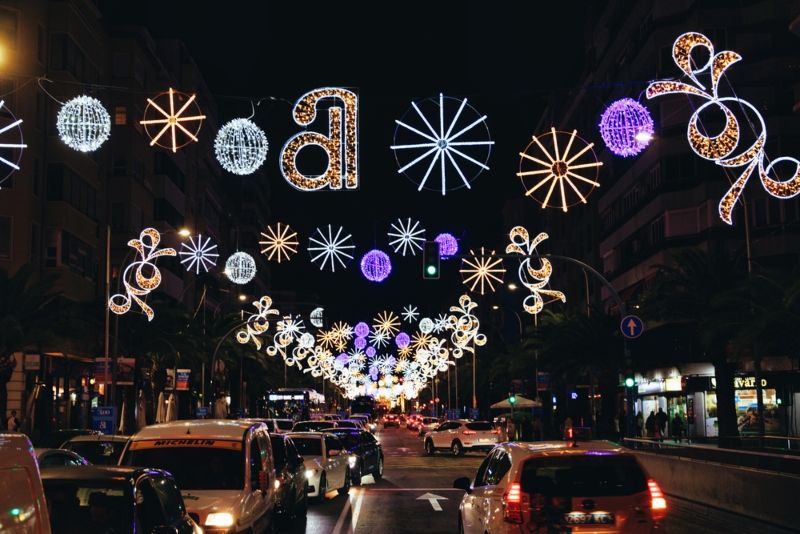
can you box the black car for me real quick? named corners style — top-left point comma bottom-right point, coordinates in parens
top-left (270, 434), bottom-right (308, 524)
top-left (326, 429), bottom-right (384, 485)
top-left (292, 420), bottom-right (338, 432)
top-left (41, 466), bottom-right (200, 534)
top-left (35, 429), bottom-right (101, 449)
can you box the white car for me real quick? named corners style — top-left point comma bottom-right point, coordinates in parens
top-left (424, 420), bottom-right (499, 456)
top-left (453, 441), bottom-right (668, 534)
top-left (120, 420), bottom-right (276, 533)
top-left (350, 414), bottom-right (377, 433)
top-left (287, 432), bottom-right (350, 503)
top-left (417, 416), bottom-right (441, 436)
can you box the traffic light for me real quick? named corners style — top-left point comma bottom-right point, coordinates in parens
top-left (624, 374), bottom-right (635, 388)
top-left (422, 241), bottom-right (440, 279)
top-left (508, 393), bottom-right (517, 406)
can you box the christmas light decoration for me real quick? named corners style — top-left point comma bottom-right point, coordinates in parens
top-left (433, 314), bottom-right (449, 334)
top-left (395, 332), bottom-right (411, 349)
top-left (224, 252), bottom-right (257, 285)
top-left (598, 98), bottom-right (654, 157)
top-left (401, 305), bottom-right (420, 323)
top-left (647, 31), bottom-right (800, 225)
top-left (354, 337), bottom-right (367, 350)
top-left (418, 318), bottom-right (434, 334)
top-left (275, 315), bottom-right (306, 345)
top-left (140, 88), bottom-right (206, 153)
top-left (280, 88), bottom-right (358, 191)
top-left (460, 247), bottom-right (506, 294)
top-left (368, 330), bottom-right (390, 348)
top-left (316, 328), bottom-right (339, 350)
top-left (0, 100), bottom-right (26, 188)
top-left (56, 95), bottom-right (111, 152)
top-left (373, 311), bottom-right (401, 336)
top-left (365, 346), bottom-right (377, 358)
top-left (506, 226), bottom-right (566, 315)
top-left (391, 93), bottom-right (493, 195)
top-left (236, 296), bottom-right (279, 350)
top-left (310, 307), bottom-right (325, 328)
top-left (517, 128), bottom-right (602, 212)
top-left (259, 222), bottom-right (299, 263)
top-left (411, 331), bottom-right (434, 350)
top-left (447, 294), bottom-right (487, 358)
top-left (434, 233), bottom-right (458, 259)
top-left (360, 249), bottom-right (392, 282)
top-left (178, 234), bottom-right (219, 274)
top-left (214, 118), bottom-right (268, 175)
top-left (308, 225), bottom-right (355, 272)
top-left (354, 321), bottom-right (370, 338)
top-left (331, 321), bottom-right (354, 343)
top-left (387, 218), bottom-right (426, 256)
top-left (108, 228), bottom-right (177, 321)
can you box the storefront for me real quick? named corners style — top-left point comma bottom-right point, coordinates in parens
top-left (635, 369), bottom-right (685, 437)
top-left (734, 375), bottom-right (782, 435)
top-left (685, 376), bottom-right (717, 438)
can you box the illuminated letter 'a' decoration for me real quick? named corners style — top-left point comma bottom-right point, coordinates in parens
top-left (109, 228), bottom-right (177, 321)
top-left (506, 226), bottom-right (565, 315)
top-left (236, 296), bottom-right (280, 350)
top-left (280, 88), bottom-right (358, 191)
top-left (647, 32), bottom-right (800, 224)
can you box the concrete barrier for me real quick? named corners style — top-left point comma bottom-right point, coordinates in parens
top-left (634, 450), bottom-right (800, 531)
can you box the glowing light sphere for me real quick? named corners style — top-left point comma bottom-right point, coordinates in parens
top-left (419, 318), bottom-right (434, 334)
top-left (215, 118), bottom-right (269, 175)
top-left (224, 252), bottom-right (257, 284)
top-left (360, 249), bottom-right (392, 282)
top-left (354, 322), bottom-right (370, 338)
top-left (56, 96), bottom-right (111, 152)
top-left (395, 332), bottom-right (411, 349)
top-left (599, 98), bottom-right (654, 157)
top-left (354, 337), bottom-right (367, 350)
top-left (365, 346), bottom-right (377, 358)
top-left (434, 233), bottom-right (458, 259)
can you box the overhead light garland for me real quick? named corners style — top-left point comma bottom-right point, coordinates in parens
top-left (259, 222), bottom-right (299, 263)
top-left (140, 88), bottom-right (206, 153)
top-left (108, 228), bottom-right (177, 321)
top-left (647, 31), bottom-right (800, 224)
top-left (460, 247), bottom-right (506, 294)
top-left (56, 95), bottom-right (111, 152)
top-left (178, 234), bottom-right (219, 274)
top-left (506, 226), bottom-right (566, 315)
top-left (0, 99), bottom-right (27, 188)
top-left (214, 118), bottom-right (269, 175)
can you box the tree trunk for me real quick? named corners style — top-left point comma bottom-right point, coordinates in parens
top-left (714, 357), bottom-right (738, 448)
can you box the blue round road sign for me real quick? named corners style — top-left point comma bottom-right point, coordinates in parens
top-left (620, 315), bottom-right (644, 339)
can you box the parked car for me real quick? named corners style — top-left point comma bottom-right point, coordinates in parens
top-left (350, 414), bottom-right (377, 433)
top-left (242, 417), bottom-right (294, 435)
top-left (417, 416), bottom-right (440, 436)
top-left (287, 431), bottom-right (350, 503)
top-left (334, 420), bottom-right (360, 429)
top-left (1, 433), bottom-right (51, 533)
top-left (42, 466), bottom-right (201, 533)
top-left (424, 420), bottom-right (499, 456)
top-left (120, 420), bottom-right (276, 533)
top-left (36, 448), bottom-right (90, 468)
top-left (270, 434), bottom-right (308, 523)
top-left (62, 434), bottom-right (129, 465)
top-left (310, 413), bottom-right (341, 421)
top-left (292, 420), bottom-right (339, 432)
top-left (326, 429), bottom-right (384, 485)
top-left (35, 429), bottom-right (101, 449)
top-left (453, 441), bottom-right (668, 533)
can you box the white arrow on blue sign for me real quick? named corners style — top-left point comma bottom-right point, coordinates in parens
top-left (620, 315), bottom-right (644, 339)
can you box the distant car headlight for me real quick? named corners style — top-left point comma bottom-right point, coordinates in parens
top-left (348, 455), bottom-right (357, 468)
top-left (305, 469), bottom-right (316, 479)
top-left (205, 512), bottom-right (235, 527)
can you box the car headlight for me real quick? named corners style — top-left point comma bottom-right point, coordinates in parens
top-left (205, 512), bottom-right (235, 527)
top-left (305, 469), bottom-right (316, 479)
top-left (348, 455), bottom-right (357, 468)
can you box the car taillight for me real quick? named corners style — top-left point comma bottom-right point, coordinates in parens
top-left (462, 430), bottom-right (477, 435)
top-left (648, 479), bottom-right (667, 520)
top-left (491, 429), bottom-right (501, 434)
top-left (503, 482), bottom-right (528, 524)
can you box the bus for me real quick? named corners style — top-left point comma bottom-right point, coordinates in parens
top-left (350, 395), bottom-right (377, 418)
top-left (265, 388), bottom-right (325, 421)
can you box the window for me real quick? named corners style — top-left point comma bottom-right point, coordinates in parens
top-left (520, 455), bottom-right (647, 497)
top-left (36, 93), bottom-right (45, 131)
top-left (0, 8), bottom-right (17, 49)
top-left (291, 437), bottom-right (322, 457)
top-left (114, 106), bottom-right (127, 125)
top-left (47, 163), bottom-right (98, 220)
top-left (270, 436), bottom-right (286, 469)
top-left (0, 216), bottom-right (10, 259)
top-left (484, 450), bottom-right (512, 486)
top-left (325, 435), bottom-right (342, 454)
top-left (149, 477), bottom-right (184, 523)
top-left (124, 447), bottom-right (244, 490)
top-left (473, 454), bottom-right (492, 488)
top-left (60, 230), bottom-right (96, 279)
top-left (49, 34), bottom-right (86, 79)
top-left (250, 438), bottom-right (264, 491)
top-left (45, 227), bottom-right (58, 267)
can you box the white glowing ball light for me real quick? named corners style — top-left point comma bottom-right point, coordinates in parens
top-left (214, 118), bottom-right (269, 175)
top-left (56, 96), bottom-right (111, 152)
top-left (225, 251), bottom-right (257, 284)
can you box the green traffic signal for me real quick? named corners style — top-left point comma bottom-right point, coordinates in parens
top-left (508, 394), bottom-right (517, 405)
top-left (624, 377), bottom-right (635, 388)
top-left (426, 265), bottom-right (437, 276)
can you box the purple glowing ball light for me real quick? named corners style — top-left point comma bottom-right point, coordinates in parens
top-left (354, 322), bottom-right (369, 338)
top-left (395, 332), bottom-right (411, 348)
top-left (599, 98), bottom-right (654, 157)
top-left (354, 337), bottom-right (367, 350)
top-left (336, 353), bottom-right (349, 366)
top-left (434, 233), bottom-right (458, 259)
top-left (365, 346), bottom-right (376, 358)
top-left (360, 249), bottom-right (392, 282)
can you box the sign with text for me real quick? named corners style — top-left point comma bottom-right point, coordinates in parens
top-left (176, 369), bottom-right (191, 391)
top-left (91, 406), bottom-right (117, 435)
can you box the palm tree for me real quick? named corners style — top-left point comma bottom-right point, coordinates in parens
top-left (0, 266), bottom-right (59, 426)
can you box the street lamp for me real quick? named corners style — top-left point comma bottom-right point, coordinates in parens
top-left (507, 283), bottom-right (518, 291)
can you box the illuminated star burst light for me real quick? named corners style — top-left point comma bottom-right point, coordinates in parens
top-left (460, 247), bottom-right (506, 295)
top-left (179, 234), bottom-right (219, 274)
top-left (388, 218), bottom-right (426, 256)
top-left (373, 311), bottom-right (401, 336)
top-left (260, 222), bottom-right (299, 263)
top-left (401, 305), bottom-right (420, 323)
top-left (0, 99), bottom-right (27, 188)
top-left (308, 225), bottom-right (355, 272)
top-left (140, 88), bottom-right (206, 153)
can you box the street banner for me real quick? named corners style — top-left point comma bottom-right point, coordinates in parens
top-left (176, 369), bottom-right (191, 391)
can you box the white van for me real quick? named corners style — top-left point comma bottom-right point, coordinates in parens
top-left (0, 433), bottom-right (51, 533)
top-left (119, 420), bottom-right (275, 533)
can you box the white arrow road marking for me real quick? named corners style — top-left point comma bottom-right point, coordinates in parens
top-left (417, 492), bottom-right (448, 511)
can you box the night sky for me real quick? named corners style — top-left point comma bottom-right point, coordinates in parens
top-left (98, 1), bottom-right (592, 322)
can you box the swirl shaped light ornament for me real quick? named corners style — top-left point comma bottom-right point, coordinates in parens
top-left (517, 128), bottom-right (602, 212)
top-left (108, 228), bottom-right (177, 321)
top-left (236, 296), bottom-right (280, 350)
top-left (140, 88), bottom-right (206, 153)
top-left (447, 294), bottom-right (487, 358)
top-left (56, 95), bottom-right (111, 152)
top-left (506, 226), bottom-right (566, 315)
top-left (647, 32), bottom-right (800, 225)
top-left (215, 118), bottom-right (268, 175)
top-left (0, 99), bottom-right (27, 188)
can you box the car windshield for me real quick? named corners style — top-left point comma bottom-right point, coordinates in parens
top-left (465, 422), bottom-right (493, 431)
top-left (270, 437), bottom-right (286, 468)
top-left (521, 454), bottom-right (647, 497)
top-left (264, 421), bottom-right (276, 432)
top-left (64, 441), bottom-right (127, 465)
top-left (276, 420), bottom-right (294, 430)
top-left (327, 430), bottom-right (360, 449)
top-left (124, 447), bottom-right (243, 490)
top-left (337, 421), bottom-right (358, 428)
top-left (44, 481), bottom-right (132, 534)
top-left (291, 437), bottom-right (323, 457)
top-left (293, 421), bottom-right (335, 432)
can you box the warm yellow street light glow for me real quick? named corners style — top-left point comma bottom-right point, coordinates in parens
top-left (178, 227), bottom-right (191, 237)
top-left (507, 283), bottom-right (518, 291)
top-left (238, 294), bottom-right (247, 302)
top-left (492, 305), bottom-right (499, 310)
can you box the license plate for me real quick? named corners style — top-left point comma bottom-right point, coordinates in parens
top-left (479, 438), bottom-right (491, 442)
top-left (563, 512), bottom-right (615, 525)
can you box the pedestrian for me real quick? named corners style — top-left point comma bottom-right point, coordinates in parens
top-left (656, 408), bottom-right (668, 441)
top-left (636, 412), bottom-right (644, 438)
top-left (671, 413), bottom-right (684, 442)
top-left (645, 411), bottom-right (656, 438)
top-left (506, 418), bottom-right (516, 441)
top-left (6, 409), bottom-right (20, 432)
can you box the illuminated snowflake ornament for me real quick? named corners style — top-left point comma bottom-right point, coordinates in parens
top-left (387, 218), bottom-right (426, 256)
top-left (0, 100), bottom-right (27, 188)
top-left (56, 96), bottom-right (111, 152)
top-left (460, 247), bottom-right (506, 294)
top-left (178, 234), bottom-right (219, 274)
top-left (391, 93), bottom-right (494, 195)
top-left (140, 88), bottom-right (206, 153)
top-left (401, 305), bottom-right (420, 323)
top-left (225, 252), bottom-right (257, 284)
top-left (373, 311), bottom-right (401, 336)
top-left (599, 98), bottom-right (654, 157)
top-left (433, 314), bottom-right (449, 334)
top-left (215, 118), bottom-right (268, 175)
top-left (517, 128), bottom-right (602, 212)
top-left (308, 225), bottom-right (355, 272)
top-left (368, 329), bottom-right (390, 348)
top-left (260, 222), bottom-right (299, 263)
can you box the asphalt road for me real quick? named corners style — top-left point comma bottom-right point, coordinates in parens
top-left (282, 425), bottom-right (797, 534)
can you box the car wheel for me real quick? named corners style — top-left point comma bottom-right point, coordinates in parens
top-left (313, 473), bottom-right (327, 503)
top-left (338, 469), bottom-right (351, 496)
top-left (351, 461), bottom-right (362, 486)
top-left (452, 440), bottom-right (464, 457)
top-left (373, 456), bottom-right (384, 480)
top-left (425, 439), bottom-right (435, 456)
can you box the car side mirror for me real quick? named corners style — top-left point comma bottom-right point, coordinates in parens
top-left (328, 449), bottom-right (340, 457)
top-left (453, 477), bottom-right (471, 493)
top-left (150, 527), bottom-right (178, 534)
